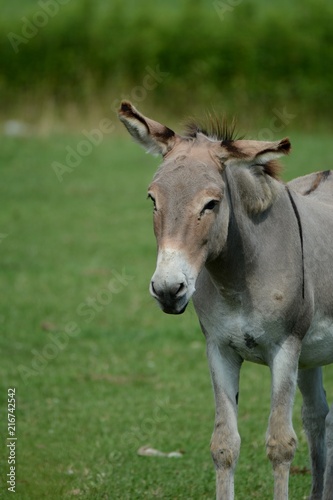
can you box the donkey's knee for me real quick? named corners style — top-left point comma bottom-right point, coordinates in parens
top-left (210, 424), bottom-right (241, 471)
top-left (266, 429), bottom-right (297, 467)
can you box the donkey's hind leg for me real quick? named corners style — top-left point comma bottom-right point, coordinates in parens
top-left (298, 367), bottom-right (329, 500)
top-left (323, 402), bottom-right (333, 500)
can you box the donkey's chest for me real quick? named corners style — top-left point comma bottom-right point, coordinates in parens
top-left (193, 291), bottom-right (285, 365)
top-left (194, 283), bottom-right (333, 368)
top-left (213, 309), bottom-right (272, 364)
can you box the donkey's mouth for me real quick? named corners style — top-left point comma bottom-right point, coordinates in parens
top-left (159, 301), bottom-right (189, 315)
top-left (153, 295), bottom-right (189, 315)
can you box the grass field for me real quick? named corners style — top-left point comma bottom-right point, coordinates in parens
top-left (1, 126), bottom-right (333, 499)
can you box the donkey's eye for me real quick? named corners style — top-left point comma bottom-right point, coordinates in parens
top-left (202, 200), bottom-right (218, 212)
top-left (147, 193), bottom-right (157, 210)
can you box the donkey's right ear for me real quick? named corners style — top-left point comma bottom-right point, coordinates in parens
top-left (118, 101), bottom-right (178, 156)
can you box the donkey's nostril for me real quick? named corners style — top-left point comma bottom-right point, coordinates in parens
top-left (150, 280), bottom-right (187, 299)
top-left (151, 281), bottom-right (158, 297)
top-left (175, 282), bottom-right (186, 296)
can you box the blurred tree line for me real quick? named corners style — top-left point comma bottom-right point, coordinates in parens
top-left (1, 0), bottom-right (333, 125)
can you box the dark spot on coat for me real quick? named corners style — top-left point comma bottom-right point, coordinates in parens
top-left (244, 333), bottom-right (258, 349)
top-left (236, 392), bottom-right (239, 405)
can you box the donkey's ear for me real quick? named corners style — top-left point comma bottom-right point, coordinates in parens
top-left (118, 101), bottom-right (177, 156)
top-left (224, 138), bottom-right (291, 165)
top-left (251, 137), bottom-right (291, 163)
top-left (223, 138), bottom-right (291, 182)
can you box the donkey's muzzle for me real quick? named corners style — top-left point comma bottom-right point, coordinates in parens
top-left (150, 248), bottom-right (197, 314)
top-left (150, 279), bottom-right (189, 314)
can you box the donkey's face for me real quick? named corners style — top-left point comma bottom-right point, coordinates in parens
top-left (147, 142), bottom-right (228, 314)
top-left (119, 101), bottom-right (290, 314)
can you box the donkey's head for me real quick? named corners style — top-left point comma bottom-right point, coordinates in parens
top-left (119, 101), bottom-right (290, 314)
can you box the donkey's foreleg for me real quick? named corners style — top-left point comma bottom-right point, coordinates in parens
top-left (206, 341), bottom-right (242, 500)
top-left (266, 336), bottom-right (301, 500)
top-left (323, 403), bottom-right (333, 500)
top-left (298, 367), bottom-right (328, 500)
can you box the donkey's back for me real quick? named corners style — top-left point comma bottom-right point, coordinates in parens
top-left (289, 170), bottom-right (333, 206)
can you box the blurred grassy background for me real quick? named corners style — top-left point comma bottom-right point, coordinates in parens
top-left (1, 0), bottom-right (333, 130)
top-left (1, 1), bottom-right (333, 499)
top-left (1, 136), bottom-right (333, 499)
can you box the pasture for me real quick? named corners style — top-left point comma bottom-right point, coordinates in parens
top-left (1, 128), bottom-right (333, 499)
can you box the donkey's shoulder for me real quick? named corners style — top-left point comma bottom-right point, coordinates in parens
top-left (288, 170), bottom-right (333, 205)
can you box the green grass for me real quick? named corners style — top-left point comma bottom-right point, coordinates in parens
top-left (1, 129), bottom-right (333, 499)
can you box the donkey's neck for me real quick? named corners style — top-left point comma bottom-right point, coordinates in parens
top-left (205, 166), bottom-right (296, 299)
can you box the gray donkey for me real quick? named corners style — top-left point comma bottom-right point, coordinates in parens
top-left (119, 101), bottom-right (333, 500)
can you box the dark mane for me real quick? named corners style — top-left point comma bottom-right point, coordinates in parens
top-left (184, 113), bottom-right (241, 142)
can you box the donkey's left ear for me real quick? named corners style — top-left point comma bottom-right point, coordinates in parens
top-left (252, 137), bottom-right (291, 163)
top-left (118, 101), bottom-right (178, 156)
top-left (224, 137), bottom-right (291, 165)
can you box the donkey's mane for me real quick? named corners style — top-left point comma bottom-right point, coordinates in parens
top-left (184, 115), bottom-right (282, 180)
top-left (184, 114), bottom-right (240, 142)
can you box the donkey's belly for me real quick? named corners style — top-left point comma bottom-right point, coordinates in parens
top-left (299, 313), bottom-right (333, 368)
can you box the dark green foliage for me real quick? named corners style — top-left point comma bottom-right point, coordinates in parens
top-left (1, 0), bottom-right (333, 120)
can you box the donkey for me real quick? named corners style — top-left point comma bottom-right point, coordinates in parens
top-left (118, 101), bottom-right (333, 500)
